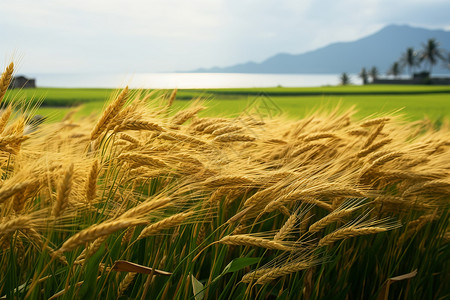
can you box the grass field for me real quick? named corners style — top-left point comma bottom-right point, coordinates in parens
top-left (4, 85), bottom-right (450, 122)
top-left (1, 63), bottom-right (449, 299)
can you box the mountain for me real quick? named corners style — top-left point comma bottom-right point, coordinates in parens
top-left (191, 25), bottom-right (450, 74)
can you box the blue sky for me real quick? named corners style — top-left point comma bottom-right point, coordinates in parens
top-left (1, 0), bottom-right (449, 73)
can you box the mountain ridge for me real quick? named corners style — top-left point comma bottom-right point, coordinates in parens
top-left (189, 24), bottom-right (450, 74)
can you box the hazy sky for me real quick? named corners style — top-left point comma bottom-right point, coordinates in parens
top-left (1, 0), bottom-right (449, 73)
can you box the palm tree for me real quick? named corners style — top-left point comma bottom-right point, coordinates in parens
top-left (340, 73), bottom-right (350, 85)
top-left (387, 62), bottom-right (402, 79)
top-left (444, 51), bottom-right (450, 70)
top-left (419, 38), bottom-right (445, 75)
top-left (399, 47), bottom-right (418, 77)
top-left (359, 67), bottom-right (368, 85)
top-left (369, 66), bottom-right (379, 82)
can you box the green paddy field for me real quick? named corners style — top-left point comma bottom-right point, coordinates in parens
top-left (4, 85), bottom-right (450, 121)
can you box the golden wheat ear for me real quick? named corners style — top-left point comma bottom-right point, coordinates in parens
top-left (0, 62), bottom-right (14, 103)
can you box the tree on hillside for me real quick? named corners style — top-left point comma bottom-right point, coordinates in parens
top-left (399, 47), bottom-right (419, 77)
top-left (340, 73), bottom-right (350, 85)
top-left (419, 38), bottom-right (445, 75)
top-left (359, 67), bottom-right (368, 85)
top-left (369, 66), bottom-right (379, 82)
top-left (387, 62), bottom-right (402, 78)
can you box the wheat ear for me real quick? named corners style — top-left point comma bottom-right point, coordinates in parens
top-left (137, 212), bottom-right (193, 240)
top-left (56, 219), bottom-right (147, 254)
top-left (0, 215), bottom-right (32, 237)
top-left (308, 206), bottom-right (359, 233)
top-left (86, 160), bottom-right (99, 203)
top-left (0, 179), bottom-right (36, 205)
top-left (0, 105), bottom-right (12, 134)
top-left (219, 235), bottom-right (293, 251)
top-left (256, 262), bottom-right (313, 284)
top-left (360, 117), bottom-right (390, 127)
top-left (120, 198), bottom-right (171, 219)
top-left (214, 133), bottom-right (255, 142)
top-left (118, 272), bottom-right (137, 297)
top-left (0, 62), bottom-right (14, 103)
top-left (241, 269), bottom-right (272, 283)
top-left (274, 212), bottom-right (298, 241)
top-left (90, 86), bottom-right (129, 140)
top-left (318, 226), bottom-right (387, 246)
top-left (52, 163), bottom-right (74, 217)
top-left (171, 106), bottom-right (205, 126)
top-left (362, 123), bottom-right (384, 148)
top-left (167, 89), bottom-right (177, 107)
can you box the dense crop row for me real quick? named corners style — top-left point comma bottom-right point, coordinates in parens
top-left (0, 63), bottom-right (449, 299)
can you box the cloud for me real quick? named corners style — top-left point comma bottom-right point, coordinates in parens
top-left (1, 0), bottom-right (449, 72)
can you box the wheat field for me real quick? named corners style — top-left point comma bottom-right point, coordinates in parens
top-left (0, 63), bottom-right (449, 299)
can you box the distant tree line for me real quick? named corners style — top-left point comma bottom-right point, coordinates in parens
top-left (340, 38), bottom-right (450, 85)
